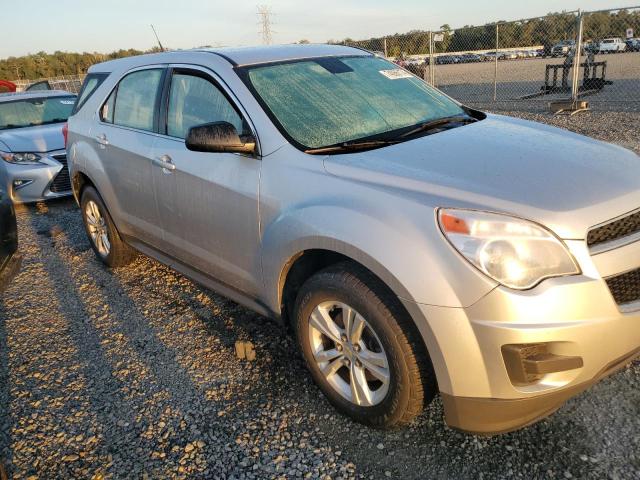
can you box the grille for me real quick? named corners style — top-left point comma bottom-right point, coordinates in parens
top-left (587, 209), bottom-right (640, 249)
top-left (606, 268), bottom-right (640, 306)
top-left (50, 154), bottom-right (71, 193)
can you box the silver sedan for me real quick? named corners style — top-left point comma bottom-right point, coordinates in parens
top-left (0, 90), bottom-right (76, 203)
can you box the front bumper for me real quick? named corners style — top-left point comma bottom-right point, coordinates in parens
top-left (441, 345), bottom-right (640, 435)
top-left (401, 239), bottom-right (640, 435)
top-left (2, 151), bottom-right (72, 203)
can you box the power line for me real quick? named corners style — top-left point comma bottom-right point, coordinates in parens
top-left (257, 5), bottom-right (274, 45)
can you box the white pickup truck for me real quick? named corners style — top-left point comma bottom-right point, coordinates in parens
top-left (598, 38), bottom-right (627, 53)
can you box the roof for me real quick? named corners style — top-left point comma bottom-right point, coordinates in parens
top-left (89, 44), bottom-right (370, 72)
top-left (195, 44), bottom-right (369, 66)
top-left (0, 90), bottom-right (75, 102)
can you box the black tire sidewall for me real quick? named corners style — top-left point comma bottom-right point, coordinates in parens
top-left (294, 271), bottom-right (414, 428)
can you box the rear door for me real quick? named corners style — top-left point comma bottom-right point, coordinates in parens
top-left (149, 66), bottom-right (262, 296)
top-left (94, 67), bottom-right (166, 246)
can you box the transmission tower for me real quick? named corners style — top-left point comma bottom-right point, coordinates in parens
top-left (257, 5), bottom-right (274, 45)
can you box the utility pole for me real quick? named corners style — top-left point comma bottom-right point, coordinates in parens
top-left (10, 64), bottom-right (21, 80)
top-left (257, 5), bottom-right (274, 45)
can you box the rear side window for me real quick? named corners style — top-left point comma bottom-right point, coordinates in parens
top-left (72, 73), bottom-right (108, 114)
top-left (100, 69), bottom-right (163, 132)
top-left (166, 72), bottom-right (244, 139)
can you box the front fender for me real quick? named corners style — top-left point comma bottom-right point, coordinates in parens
top-left (261, 202), bottom-right (495, 314)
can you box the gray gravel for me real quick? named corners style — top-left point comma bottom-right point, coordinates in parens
top-left (1, 110), bottom-right (639, 479)
top-left (433, 52), bottom-right (640, 107)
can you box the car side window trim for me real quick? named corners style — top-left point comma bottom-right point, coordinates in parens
top-left (72, 72), bottom-right (109, 115)
top-left (161, 68), bottom-right (247, 139)
top-left (157, 64), bottom-right (260, 154)
top-left (96, 65), bottom-right (168, 136)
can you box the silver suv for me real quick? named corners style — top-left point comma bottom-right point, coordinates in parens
top-left (67, 45), bottom-right (640, 435)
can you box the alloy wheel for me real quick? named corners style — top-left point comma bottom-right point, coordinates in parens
top-left (85, 200), bottom-right (111, 256)
top-left (308, 301), bottom-right (390, 406)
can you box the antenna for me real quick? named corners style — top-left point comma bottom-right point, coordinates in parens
top-left (257, 5), bottom-right (274, 45)
top-left (150, 24), bottom-right (165, 51)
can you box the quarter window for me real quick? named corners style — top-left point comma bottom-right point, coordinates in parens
top-left (107, 69), bottom-right (163, 132)
top-left (167, 72), bottom-right (244, 140)
top-left (73, 73), bottom-right (108, 115)
top-left (101, 90), bottom-right (116, 124)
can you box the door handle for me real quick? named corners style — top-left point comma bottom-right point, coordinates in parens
top-left (95, 133), bottom-right (109, 146)
top-left (152, 155), bottom-right (176, 171)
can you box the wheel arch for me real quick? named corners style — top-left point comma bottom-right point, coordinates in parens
top-left (71, 169), bottom-right (97, 204)
top-left (277, 244), bottom-right (444, 394)
top-left (276, 240), bottom-right (416, 324)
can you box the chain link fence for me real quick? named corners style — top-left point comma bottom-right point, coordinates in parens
top-left (345, 7), bottom-right (640, 112)
top-left (12, 74), bottom-right (85, 94)
top-left (7, 7), bottom-right (639, 112)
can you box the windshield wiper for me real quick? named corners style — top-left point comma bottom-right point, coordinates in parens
top-left (304, 115), bottom-right (478, 154)
top-left (305, 139), bottom-right (399, 154)
top-left (397, 115), bottom-right (477, 139)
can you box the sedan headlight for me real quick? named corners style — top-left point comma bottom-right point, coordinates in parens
top-left (0, 151), bottom-right (43, 165)
top-left (438, 209), bottom-right (580, 289)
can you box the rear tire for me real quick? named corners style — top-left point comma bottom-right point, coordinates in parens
top-left (80, 186), bottom-right (137, 267)
top-left (294, 262), bottom-right (437, 429)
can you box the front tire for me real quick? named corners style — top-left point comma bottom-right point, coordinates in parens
top-left (294, 262), bottom-right (436, 428)
top-left (80, 186), bottom-right (137, 267)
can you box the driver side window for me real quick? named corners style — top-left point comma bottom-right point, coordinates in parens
top-left (167, 72), bottom-right (245, 140)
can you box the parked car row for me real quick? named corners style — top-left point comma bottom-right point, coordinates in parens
top-left (552, 38), bottom-right (637, 57)
top-left (391, 35), bottom-right (638, 67)
top-left (400, 49), bottom-right (542, 66)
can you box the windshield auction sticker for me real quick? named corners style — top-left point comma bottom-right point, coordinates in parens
top-left (379, 69), bottom-right (413, 79)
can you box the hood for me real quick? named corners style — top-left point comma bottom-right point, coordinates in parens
top-left (323, 113), bottom-right (640, 239)
top-left (0, 123), bottom-right (66, 153)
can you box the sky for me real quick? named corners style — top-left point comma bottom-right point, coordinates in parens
top-left (1, 0), bottom-right (638, 59)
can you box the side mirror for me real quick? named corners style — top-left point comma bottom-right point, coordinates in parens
top-left (185, 122), bottom-right (256, 155)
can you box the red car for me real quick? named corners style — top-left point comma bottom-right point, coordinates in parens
top-left (0, 80), bottom-right (16, 93)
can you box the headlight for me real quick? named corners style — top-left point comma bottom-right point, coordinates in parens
top-left (438, 209), bottom-right (580, 289)
top-left (0, 151), bottom-right (43, 165)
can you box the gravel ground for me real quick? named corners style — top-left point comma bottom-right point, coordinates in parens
top-left (1, 111), bottom-right (639, 479)
top-left (430, 52), bottom-right (640, 107)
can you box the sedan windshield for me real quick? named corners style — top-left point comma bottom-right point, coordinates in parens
top-left (240, 55), bottom-right (467, 150)
top-left (0, 96), bottom-right (76, 130)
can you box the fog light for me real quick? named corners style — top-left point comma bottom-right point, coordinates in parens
top-left (13, 179), bottom-right (33, 190)
top-left (502, 343), bottom-right (583, 386)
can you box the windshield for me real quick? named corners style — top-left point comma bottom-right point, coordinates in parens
top-left (0, 96), bottom-right (76, 130)
top-left (240, 55), bottom-right (466, 150)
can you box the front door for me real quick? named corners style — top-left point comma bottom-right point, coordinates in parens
top-left (150, 67), bottom-right (262, 296)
